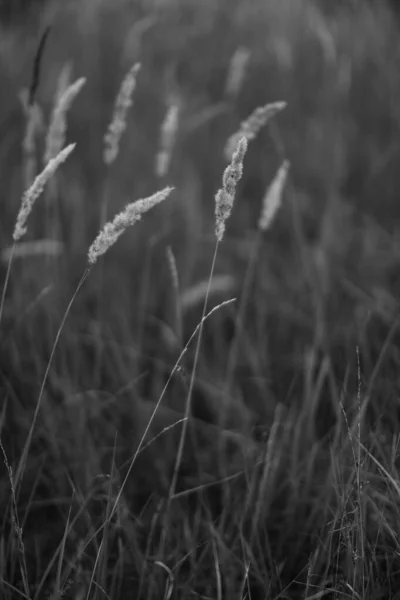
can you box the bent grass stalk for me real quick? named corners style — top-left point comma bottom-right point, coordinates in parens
top-left (154, 137), bottom-right (247, 556)
top-left (224, 101), bottom-right (286, 161)
top-left (14, 144), bottom-right (76, 243)
top-left (104, 300), bottom-right (236, 518)
top-left (14, 187), bottom-right (172, 495)
top-left (0, 144), bottom-right (76, 331)
top-left (63, 299), bottom-right (237, 584)
top-left (43, 76), bottom-right (86, 240)
top-left (14, 268), bottom-right (91, 493)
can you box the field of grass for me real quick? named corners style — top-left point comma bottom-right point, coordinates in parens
top-left (3, 0), bottom-right (400, 598)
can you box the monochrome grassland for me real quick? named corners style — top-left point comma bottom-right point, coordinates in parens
top-left (1, 0), bottom-right (400, 598)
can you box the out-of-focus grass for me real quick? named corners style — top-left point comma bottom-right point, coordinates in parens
top-left (2, 0), bottom-right (400, 598)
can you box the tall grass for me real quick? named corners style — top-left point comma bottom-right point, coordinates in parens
top-left (2, 1), bottom-right (400, 599)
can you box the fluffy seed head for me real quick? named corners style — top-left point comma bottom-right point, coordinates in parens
top-left (224, 101), bottom-right (287, 160)
top-left (55, 62), bottom-right (73, 101)
top-left (103, 63), bottom-right (141, 165)
top-left (258, 160), bottom-right (290, 232)
top-left (88, 186), bottom-right (173, 265)
top-left (44, 76), bottom-right (86, 164)
top-left (215, 136), bottom-right (247, 242)
top-left (13, 144), bottom-right (76, 242)
top-left (155, 102), bottom-right (180, 177)
top-left (225, 46), bottom-right (250, 97)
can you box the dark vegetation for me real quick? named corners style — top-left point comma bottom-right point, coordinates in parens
top-left (2, 0), bottom-right (400, 598)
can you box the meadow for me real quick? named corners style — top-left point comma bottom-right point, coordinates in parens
top-left (2, 0), bottom-right (400, 598)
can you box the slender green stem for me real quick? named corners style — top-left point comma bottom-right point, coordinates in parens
top-left (14, 267), bottom-right (91, 493)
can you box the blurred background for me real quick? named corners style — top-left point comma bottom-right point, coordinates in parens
top-left (2, 0), bottom-right (400, 594)
top-left (2, 0), bottom-right (400, 452)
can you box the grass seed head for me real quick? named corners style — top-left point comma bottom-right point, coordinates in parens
top-left (13, 143), bottom-right (76, 242)
top-left (87, 186), bottom-right (174, 265)
top-left (44, 76), bottom-right (86, 164)
top-left (215, 136), bottom-right (247, 242)
top-left (225, 46), bottom-right (251, 98)
top-left (224, 101), bottom-right (287, 160)
top-left (258, 160), bottom-right (290, 232)
top-left (155, 102), bottom-right (180, 177)
top-left (103, 62), bottom-right (141, 165)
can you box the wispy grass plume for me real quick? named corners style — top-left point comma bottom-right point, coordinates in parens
top-left (215, 136), bottom-right (248, 242)
top-left (13, 144), bottom-right (76, 242)
top-left (88, 186), bottom-right (173, 265)
top-left (258, 160), bottom-right (290, 231)
top-left (224, 46), bottom-right (251, 98)
top-left (224, 101), bottom-right (286, 160)
top-left (166, 245), bottom-right (183, 348)
top-left (103, 62), bottom-right (141, 166)
top-left (13, 183), bottom-right (172, 504)
top-left (44, 76), bottom-right (86, 164)
top-left (155, 100), bottom-right (180, 177)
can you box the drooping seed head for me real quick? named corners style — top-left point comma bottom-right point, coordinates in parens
top-left (224, 101), bottom-right (286, 160)
top-left (44, 76), bottom-right (86, 164)
top-left (87, 186), bottom-right (173, 265)
top-left (13, 144), bottom-right (76, 242)
top-left (103, 63), bottom-right (141, 165)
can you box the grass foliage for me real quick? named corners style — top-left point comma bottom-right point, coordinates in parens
top-left (2, 0), bottom-right (400, 598)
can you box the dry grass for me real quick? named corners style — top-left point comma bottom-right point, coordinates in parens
top-left (2, 1), bottom-right (400, 599)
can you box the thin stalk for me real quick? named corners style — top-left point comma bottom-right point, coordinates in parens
top-left (0, 242), bottom-right (15, 330)
top-left (167, 240), bottom-right (219, 500)
top-left (104, 295), bottom-right (236, 530)
top-left (223, 231), bottom-right (262, 419)
top-left (14, 267), bottom-right (91, 494)
top-left (154, 241), bottom-right (220, 562)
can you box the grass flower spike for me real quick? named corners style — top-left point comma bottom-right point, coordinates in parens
top-left (13, 144), bottom-right (76, 242)
top-left (224, 101), bottom-right (286, 160)
top-left (225, 46), bottom-right (250, 97)
top-left (215, 136), bottom-right (247, 242)
top-left (88, 186), bottom-right (173, 265)
top-left (103, 63), bottom-right (141, 165)
top-left (258, 160), bottom-right (290, 231)
top-left (44, 77), bottom-right (86, 163)
top-left (156, 102), bottom-right (180, 177)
